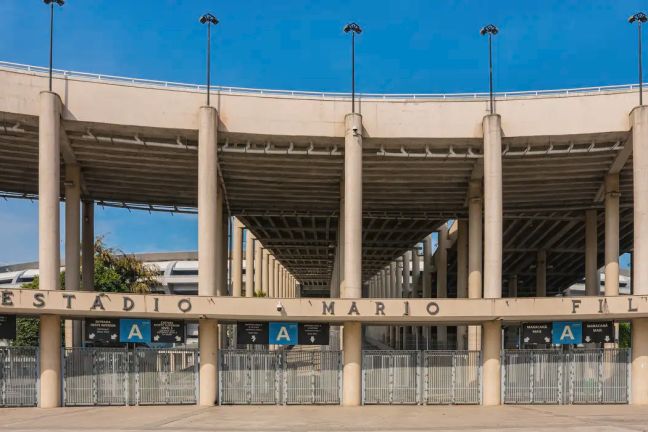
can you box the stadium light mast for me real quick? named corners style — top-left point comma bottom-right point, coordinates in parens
top-left (480, 24), bottom-right (499, 114)
top-left (629, 12), bottom-right (648, 105)
top-left (43, 0), bottom-right (64, 92)
top-left (344, 22), bottom-right (362, 114)
top-left (199, 13), bottom-right (219, 106)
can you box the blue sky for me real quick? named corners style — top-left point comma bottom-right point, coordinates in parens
top-left (0, 0), bottom-right (642, 264)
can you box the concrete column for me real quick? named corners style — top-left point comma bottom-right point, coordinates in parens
top-left (343, 113), bottom-right (363, 298)
top-left (81, 200), bottom-right (94, 291)
top-left (468, 180), bottom-right (483, 351)
top-left (64, 164), bottom-right (81, 347)
top-left (436, 226), bottom-right (448, 346)
top-left (245, 231), bottom-right (254, 297)
top-left (411, 246), bottom-right (420, 297)
top-left (631, 106), bottom-right (648, 404)
top-left (279, 267), bottom-right (284, 297)
top-left (508, 275), bottom-right (518, 298)
top-left (483, 114), bottom-right (502, 299)
top-left (605, 174), bottom-right (620, 296)
top-left (220, 204), bottom-right (229, 296)
top-left (262, 249), bottom-right (269, 296)
top-left (231, 219), bottom-right (243, 297)
top-left (422, 235), bottom-right (432, 298)
top-left (274, 260), bottom-right (280, 298)
top-left (395, 259), bottom-right (402, 348)
top-left (197, 106), bottom-right (220, 405)
top-left (585, 209), bottom-right (599, 296)
top-left (254, 240), bottom-right (263, 296)
top-left (389, 262), bottom-right (396, 346)
top-left (342, 322), bottom-right (362, 406)
top-left (268, 255), bottom-right (275, 298)
top-left (536, 249), bottom-right (547, 297)
top-left (198, 319), bottom-right (218, 406)
top-left (456, 220), bottom-right (468, 349)
top-left (38, 91), bottom-right (62, 408)
top-left (402, 251), bottom-right (411, 295)
top-left (482, 320), bottom-right (502, 406)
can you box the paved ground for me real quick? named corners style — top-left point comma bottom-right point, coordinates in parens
top-left (1, 405), bottom-right (648, 431)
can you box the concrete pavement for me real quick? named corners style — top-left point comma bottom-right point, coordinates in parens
top-left (1, 405), bottom-right (648, 431)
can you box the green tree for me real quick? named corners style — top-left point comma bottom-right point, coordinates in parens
top-left (619, 322), bottom-right (631, 348)
top-left (14, 239), bottom-right (158, 346)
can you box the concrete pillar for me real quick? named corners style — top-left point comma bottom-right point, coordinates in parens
top-left (631, 106), bottom-right (648, 404)
top-left (483, 114), bottom-right (502, 299)
top-left (436, 226), bottom-right (448, 347)
top-left (38, 91), bottom-right (62, 408)
top-left (585, 209), bottom-right (599, 296)
top-left (536, 249), bottom-right (547, 297)
top-left (274, 260), bottom-right (280, 298)
top-left (268, 255), bottom-right (275, 298)
top-left (197, 105), bottom-right (220, 406)
top-left (262, 249), bottom-right (269, 296)
top-left (254, 240), bottom-right (263, 296)
top-left (64, 164), bottom-right (81, 347)
top-left (411, 246), bottom-right (420, 297)
top-left (456, 220), bottom-right (468, 349)
top-left (198, 319), bottom-right (218, 406)
top-left (422, 235), bottom-right (432, 298)
top-left (468, 180), bottom-right (483, 351)
top-left (605, 174), bottom-right (620, 296)
top-left (231, 219), bottom-right (243, 297)
top-left (508, 275), bottom-right (518, 298)
top-left (389, 262), bottom-right (396, 346)
top-left (279, 266), bottom-right (284, 297)
top-left (78, 199), bottom-right (94, 346)
top-left (482, 320), bottom-right (502, 406)
top-left (402, 251), bottom-right (411, 295)
top-left (245, 231), bottom-right (254, 297)
top-left (395, 259), bottom-right (402, 349)
top-left (220, 205), bottom-right (229, 296)
top-left (342, 112), bottom-right (363, 405)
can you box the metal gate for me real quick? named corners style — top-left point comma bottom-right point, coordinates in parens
top-left (423, 351), bottom-right (481, 405)
top-left (134, 349), bottom-right (198, 405)
top-left (0, 347), bottom-right (38, 407)
top-left (362, 351), bottom-right (420, 404)
top-left (284, 350), bottom-right (341, 404)
top-left (63, 348), bottom-right (197, 406)
top-left (503, 349), bottom-right (629, 404)
top-left (219, 349), bottom-right (342, 405)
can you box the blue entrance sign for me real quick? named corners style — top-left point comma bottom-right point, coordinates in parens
top-left (552, 321), bottom-right (582, 345)
top-left (120, 319), bottom-right (151, 343)
top-left (269, 322), bottom-right (298, 345)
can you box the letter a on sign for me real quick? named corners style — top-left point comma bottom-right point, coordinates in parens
top-left (269, 322), bottom-right (297, 345)
top-left (552, 321), bottom-right (582, 345)
top-left (120, 319), bottom-right (151, 343)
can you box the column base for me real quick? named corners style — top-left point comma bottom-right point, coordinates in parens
top-left (342, 322), bottom-right (362, 406)
top-left (632, 318), bottom-right (648, 404)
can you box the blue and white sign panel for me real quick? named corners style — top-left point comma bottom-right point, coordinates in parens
top-left (269, 322), bottom-right (298, 345)
top-left (552, 321), bottom-right (582, 345)
top-left (120, 319), bottom-right (151, 343)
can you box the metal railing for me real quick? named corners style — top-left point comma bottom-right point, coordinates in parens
top-left (362, 350), bottom-right (481, 405)
top-left (219, 349), bottom-right (342, 405)
top-left (63, 348), bottom-right (197, 406)
top-left (0, 60), bottom-right (641, 101)
top-left (0, 347), bottom-right (38, 407)
top-left (502, 348), bottom-right (629, 405)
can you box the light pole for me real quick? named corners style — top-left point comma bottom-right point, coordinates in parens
top-left (629, 12), bottom-right (647, 105)
top-left (43, 0), bottom-right (64, 92)
top-left (480, 24), bottom-right (499, 114)
top-left (344, 22), bottom-right (362, 114)
top-left (199, 13), bottom-right (219, 106)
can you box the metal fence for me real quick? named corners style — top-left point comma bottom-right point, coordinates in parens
top-left (502, 349), bottom-right (629, 404)
top-left (0, 347), bottom-right (38, 407)
top-left (63, 348), bottom-right (197, 406)
top-left (362, 350), bottom-right (481, 405)
top-left (219, 349), bottom-right (342, 405)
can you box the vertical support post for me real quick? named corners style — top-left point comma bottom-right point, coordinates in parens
top-left (508, 275), bottom-right (518, 298)
top-left (245, 231), bottom-right (254, 297)
top-left (254, 240), bottom-right (263, 296)
top-left (38, 91), bottom-right (62, 408)
top-left (411, 246), bottom-right (421, 345)
top-left (262, 249), bottom-right (269, 297)
top-left (198, 105), bottom-right (220, 406)
top-left (422, 234), bottom-right (432, 298)
top-left (605, 174), bottom-right (620, 296)
top-left (456, 220), bottom-right (468, 349)
top-left (468, 180), bottom-right (483, 351)
top-left (342, 112), bottom-right (363, 406)
top-left (483, 114), bottom-right (502, 299)
top-left (585, 209), bottom-right (599, 296)
top-left (64, 164), bottom-right (81, 347)
top-left (536, 250), bottom-right (547, 297)
top-left (231, 218), bottom-right (243, 297)
top-left (268, 255), bottom-right (275, 298)
top-left (631, 105), bottom-right (648, 404)
top-left (482, 320), bottom-right (502, 406)
top-left (436, 226), bottom-right (448, 347)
